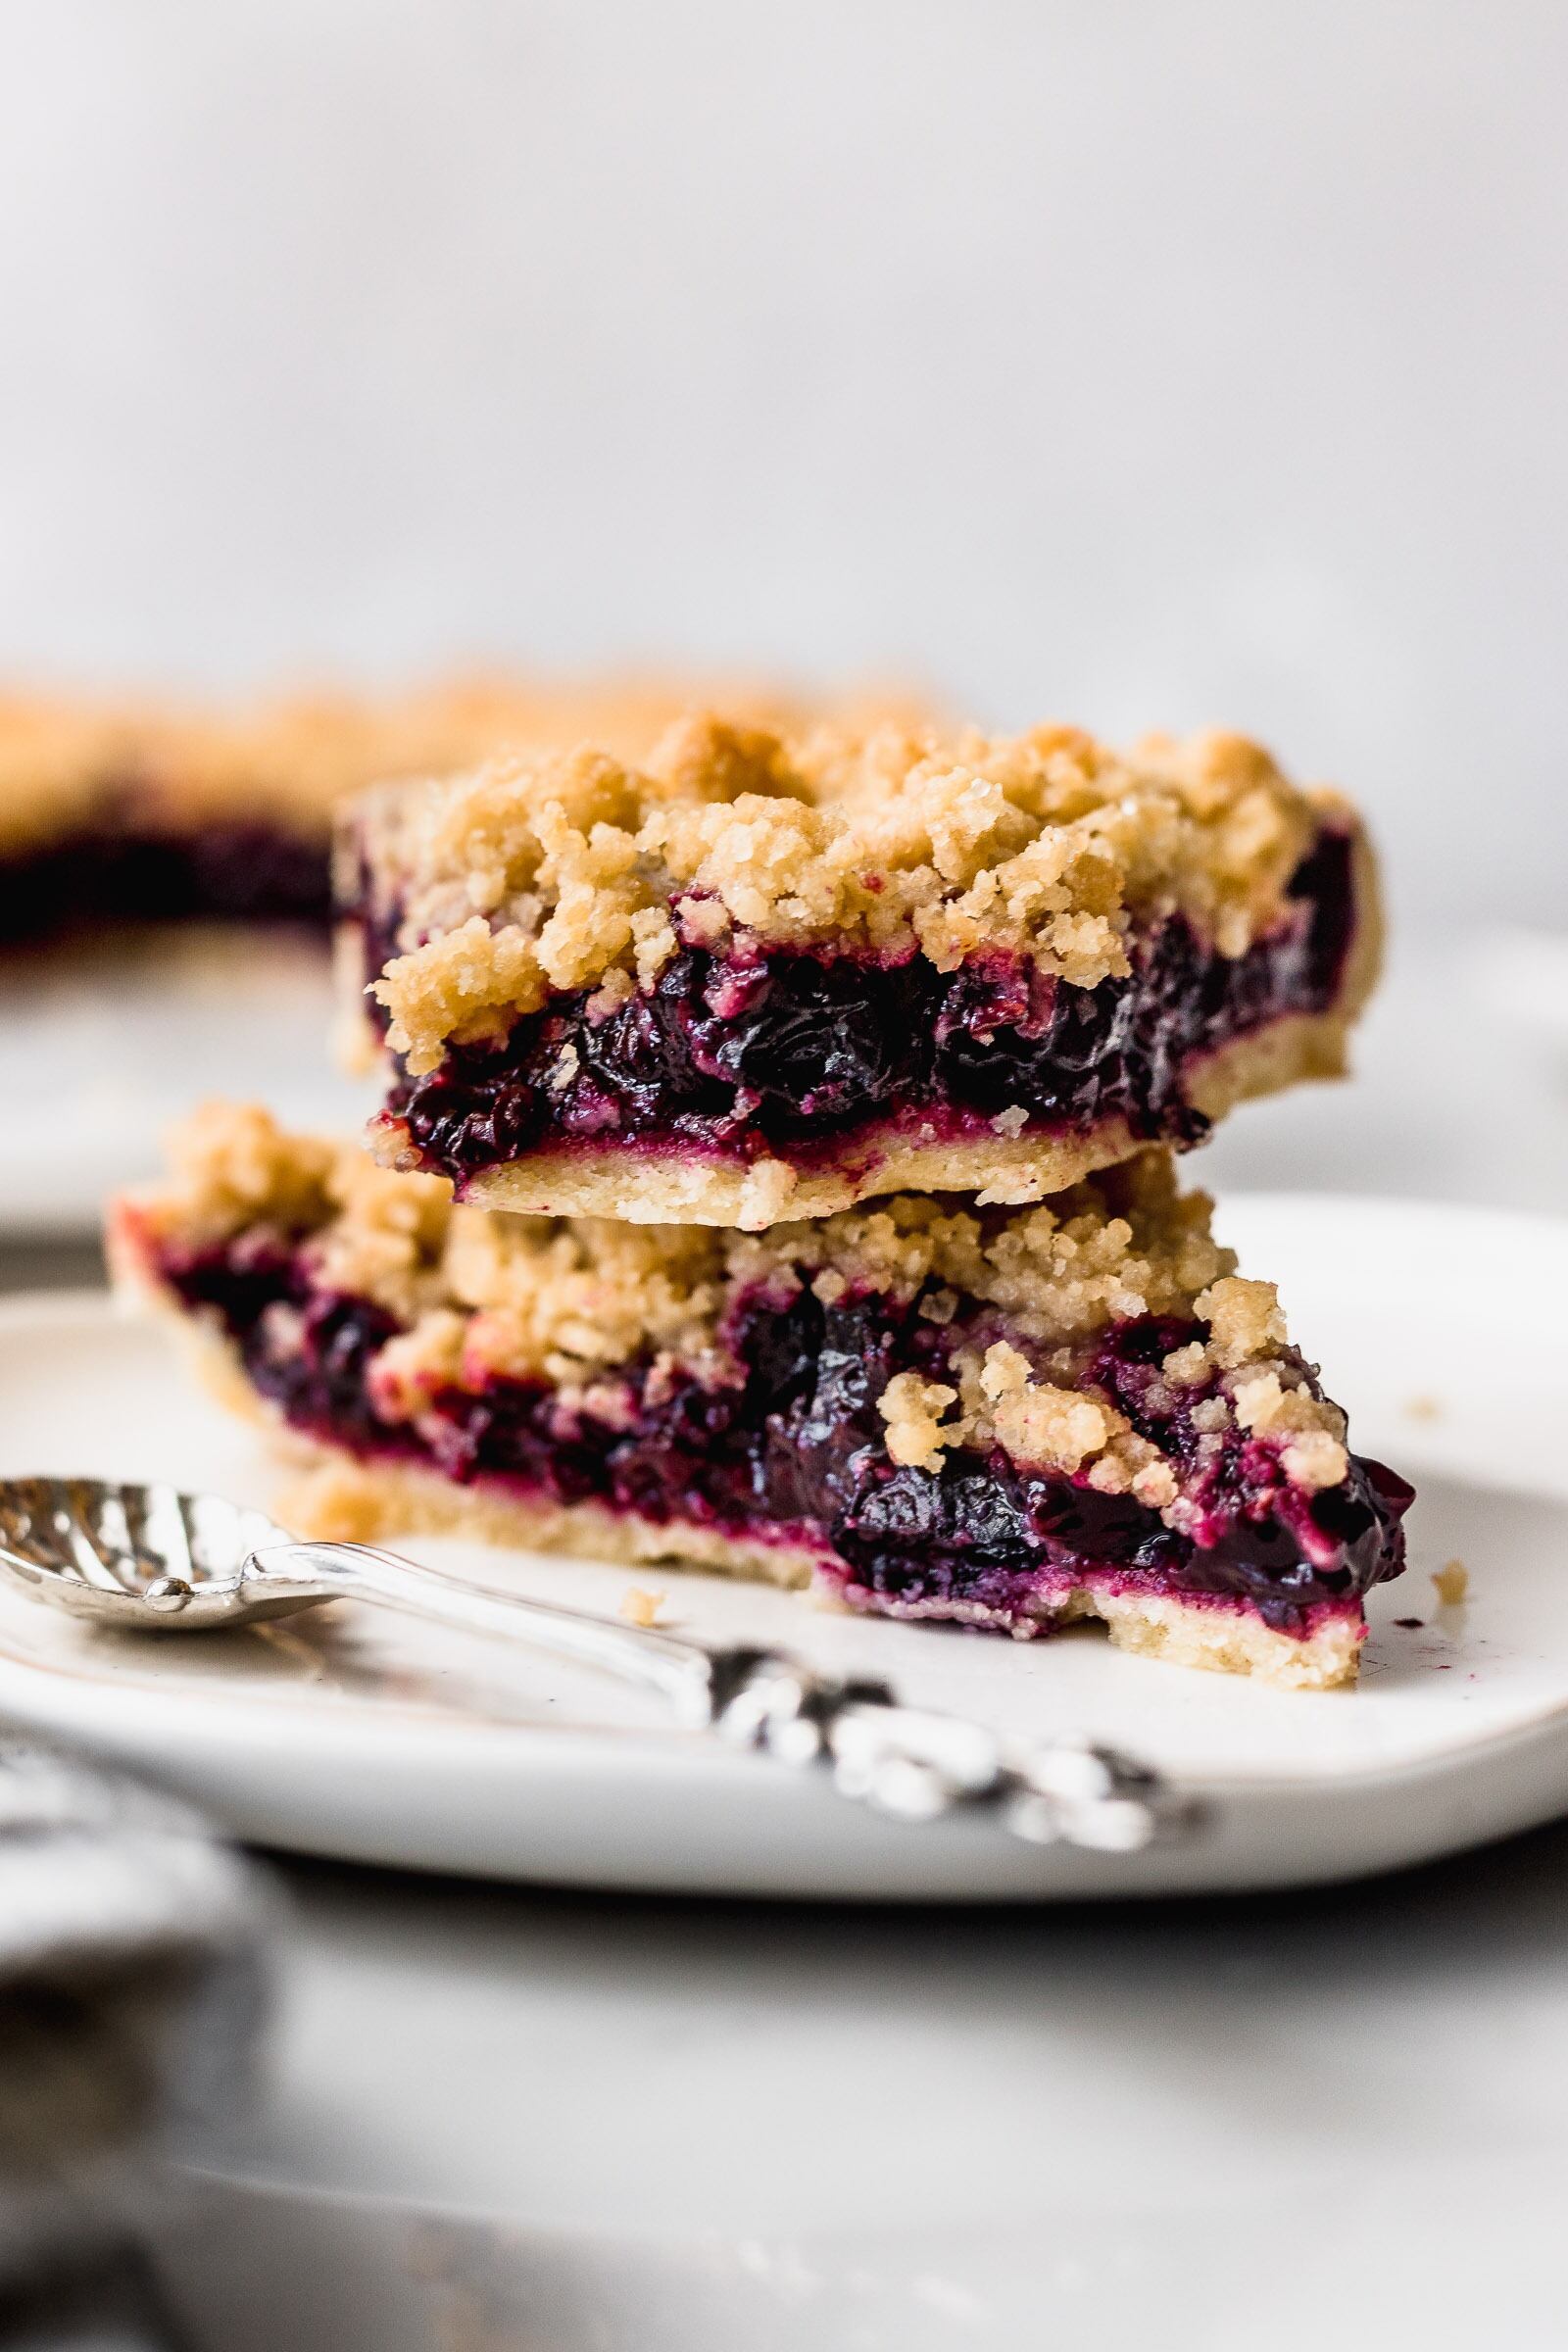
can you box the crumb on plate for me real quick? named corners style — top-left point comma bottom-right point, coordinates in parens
top-left (619, 1584), bottom-right (667, 1628)
top-left (1432, 1559), bottom-right (1469, 1607)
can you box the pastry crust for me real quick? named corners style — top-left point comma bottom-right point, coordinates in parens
top-left (421, 998), bottom-right (1361, 1230)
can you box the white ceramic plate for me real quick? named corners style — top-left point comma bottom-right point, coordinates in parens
top-left (0, 938), bottom-right (373, 1235)
top-left (0, 1195), bottom-right (1562, 1900)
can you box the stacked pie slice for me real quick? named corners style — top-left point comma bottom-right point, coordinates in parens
top-left (113, 710), bottom-right (1411, 1688)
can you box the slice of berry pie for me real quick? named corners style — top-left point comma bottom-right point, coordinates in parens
top-left (111, 1103), bottom-right (1410, 1689)
top-left (0, 677), bottom-right (903, 952)
top-left (340, 714), bottom-right (1382, 1229)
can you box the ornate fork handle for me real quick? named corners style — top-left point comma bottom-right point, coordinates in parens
top-left (701, 1646), bottom-right (1201, 1852)
top-left (251, 1546), bottom-right (1201, 1854)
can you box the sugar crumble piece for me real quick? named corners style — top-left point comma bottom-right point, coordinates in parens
top-left (676, 893), bottom-right (730, 946)
top-left (1131, 1459), bottom-right (1179, 1509)
top-left (993, 1382), bottom-right (1110, 1475)
top-left (1198, 1275), bottom-right (1290, 1369)
top-left (1432, 1559), bottom-right (1468, 1607)
top-left (1281, 1429), bottom-right (1351, 1491)
top-left (977, 1340), bottom-right (1032, 1402)
top-left (877, 1372), bottom-right (962, 1471)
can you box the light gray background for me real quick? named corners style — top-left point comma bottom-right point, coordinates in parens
top-left (2, 1), bottom-right (1564, 930)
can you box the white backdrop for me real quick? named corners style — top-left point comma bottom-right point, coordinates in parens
top-left (2, 1), bottom-right (1564, 927)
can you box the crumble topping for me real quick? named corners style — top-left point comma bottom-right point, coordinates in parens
top-left (151, 1101), bottom-right (453, 1326)
top-left (131, 1105), bottom-right (1355, 1523)
top-left (726, 1152), bottom-right (1235, 1343)
top-left (840, 1235), bottom-right (1347, 1493)
top-left (153, 1099), bottom-right (341, 1236)
top-left (355, 714), bottom-right (1347, 1074)
top-left (1198, 1276), bottom-right (1290, 1368)
top-left (990, 1379), bottom-right (1112, 1478)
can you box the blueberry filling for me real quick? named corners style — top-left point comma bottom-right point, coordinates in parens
top-left (157, 1230), bottom-right (1409, 1637)
top-left (368, 828), bottom-right (1356, 1177)
top-left (0, 818), bottom-right (330, 945)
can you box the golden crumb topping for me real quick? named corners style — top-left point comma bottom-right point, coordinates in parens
top-left (761, 1154), bottom-right (1229, 1327)
top-left (354, 714), bottom-right (1348, 1074)
top-left (123, 1106), bottom-right (1352, 1517)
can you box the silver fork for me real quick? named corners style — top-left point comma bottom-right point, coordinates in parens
top-left (0, 1475), bottom-right (1201, 1853)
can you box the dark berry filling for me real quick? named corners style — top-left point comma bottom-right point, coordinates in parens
top-left (0, 816), bottom-right (330, 946)
top-left (367, 828), bottom-right (1356, 1180)
top-left (155, 1230), bottom-right (1409, 1638)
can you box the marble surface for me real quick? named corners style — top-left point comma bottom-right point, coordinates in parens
top-left (145, 1832), bottom-right (1568, 2349)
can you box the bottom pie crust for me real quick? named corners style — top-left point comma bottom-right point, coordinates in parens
top-left (445, 1004), bottom-right (1359, 1230)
